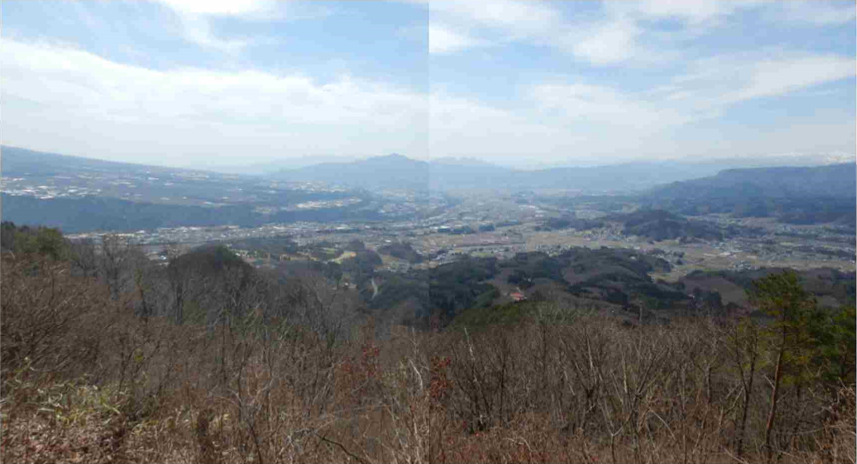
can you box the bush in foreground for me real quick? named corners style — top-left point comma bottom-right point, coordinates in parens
top-left (1, 241), bottom-right (854, 464)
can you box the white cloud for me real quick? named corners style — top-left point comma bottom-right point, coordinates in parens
top-left (429, 24), bottom-right (490, 55)
top-left (667, 51), bottom-right (857, 111)
top-left (426, 0), bottom-right (853, 70)
top-left (728, 53), bottom-right (856, 103)
top-left (607, 0), bottom-right (752, 26)
top-left (177, 13), bottom-right (251, 54)
top-left (431, 45), bottom-right (855, 164)
top-left (1, 38), bottom-right (428, 165)
top-left (5, 2), bottom-right (854, 167)
top-left (568, 20), bottom-right (643, 66)
top-left (426, 0), bottom-right (681, 66)
top-left (427, 0), bottom-right (566, 57)
top-left (429, 0), bottom-right (560, 38)
top-left (152, 0), bottom-right (285, 53)
top-left (528, 82), bottom-right (691, 129)
top-left (524, 49), bottom-right (855, 131)
top-left (775, 1), bottom-right (857, 26)
top-left (613, 0), bottom-right (856, 29)
top-left (155, 0), bottom-right (277, 17)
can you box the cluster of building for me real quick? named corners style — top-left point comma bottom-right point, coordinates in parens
top-left (0, 176), bottom-right (103, 199)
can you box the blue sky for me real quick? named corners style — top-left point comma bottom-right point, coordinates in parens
top-left (2, 1), bottom-right (854, 169)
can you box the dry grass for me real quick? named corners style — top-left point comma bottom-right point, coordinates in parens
top-left (1, 252), bottom-right (854, 464)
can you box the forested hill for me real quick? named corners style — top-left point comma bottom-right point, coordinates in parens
top-left (649, 163), bottom-right (856, 200)
top-left (644, 163), bottom-right (856, 226)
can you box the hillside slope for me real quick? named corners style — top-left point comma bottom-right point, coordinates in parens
top-left (650, 163), bottom-right (855, 200)
top-left (645, 163), bottom-right (856, 226)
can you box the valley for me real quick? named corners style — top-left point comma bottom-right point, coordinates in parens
top-left (4, 147), bottom-right (853, 329)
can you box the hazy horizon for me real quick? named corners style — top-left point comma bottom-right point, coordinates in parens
top-left (2, 1), bottom-right (855, 170)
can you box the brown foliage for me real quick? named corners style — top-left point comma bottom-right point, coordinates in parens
top-left (1, 251), bottom-right (854, 464)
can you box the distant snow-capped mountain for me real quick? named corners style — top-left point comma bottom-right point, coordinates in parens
top-left (760, 152), bottom-right (855, 165)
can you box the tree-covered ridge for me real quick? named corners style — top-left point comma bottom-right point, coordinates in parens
top-left (603, 209), bottom-right (729, 241)
top-left (651, 164), bottom-right (856, 199)
top-left (645, 163), bottom-right (857, 227)
top-left (378, 241), bottom-right (424, 263)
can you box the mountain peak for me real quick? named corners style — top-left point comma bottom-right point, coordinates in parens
top-left (362, 153), bottom-right (424, 166)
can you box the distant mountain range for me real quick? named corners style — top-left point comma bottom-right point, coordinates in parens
top-left (201, 155), bottom-right (366, 176)
top-left (275, 153), bottom-right (429, 190)
top-left (649, 164), bottom-right (856, 200)
top-left (1, 145), bottom-right (185, 177)
top-left (5, 145), bottom-right (853, 233)
top-left (4, 145), bottom-right (854, 195)
top-left (275, 152), bottom-right (855, 193)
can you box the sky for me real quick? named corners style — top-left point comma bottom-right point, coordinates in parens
top-left (2, 0), bottom-right (855, 170)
